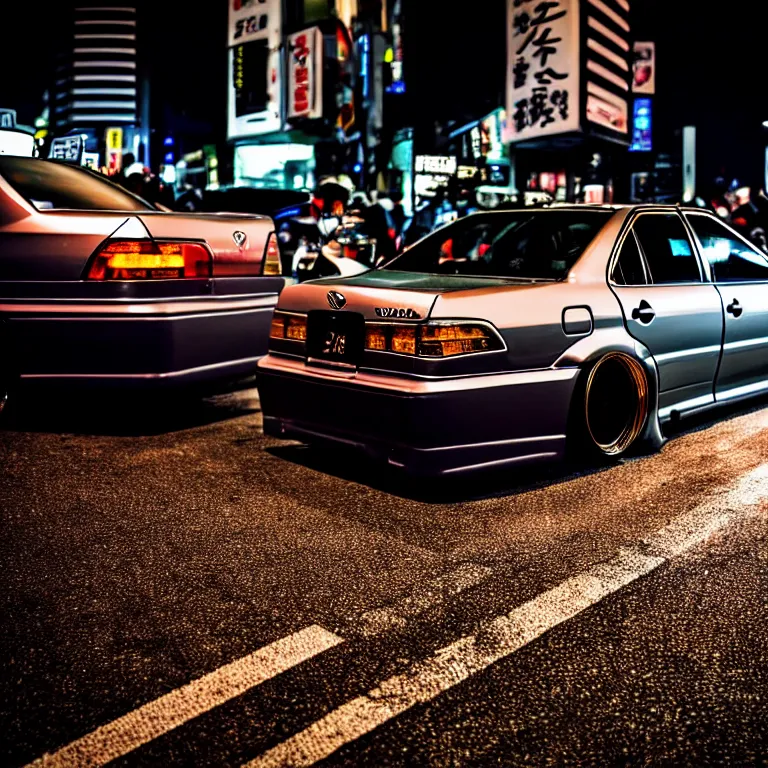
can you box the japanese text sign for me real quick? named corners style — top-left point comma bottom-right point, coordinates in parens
top-left (506, 0), bottom-right (580, 142)
top-left (287, 27), bottom-right (323, 120)
top-left (49, 136), bottom-right (84, 164)
top-left (105, 127), bottom-right (123, 151)
top-left (228, 0), bottom-right (276, 47)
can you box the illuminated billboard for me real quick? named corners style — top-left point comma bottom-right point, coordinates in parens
top-left (629, 98), bottom-right (652, 152)
top-left (227, 0), bottom-right (283, 139)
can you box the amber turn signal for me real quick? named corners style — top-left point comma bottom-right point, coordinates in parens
top-left (263, 233), bottom-right (281, 276)
top-left (270, 311), bottom-right (307, 341)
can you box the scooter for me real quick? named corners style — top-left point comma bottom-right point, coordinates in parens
top-left (293, 211), bottom-right (373, 283)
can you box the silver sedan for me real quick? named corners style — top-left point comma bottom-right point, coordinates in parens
top-left (0, 156), bottom-right (284, 412)
top-left (257, 204), bottom-right (768, 475)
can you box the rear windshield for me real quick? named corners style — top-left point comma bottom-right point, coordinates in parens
top-left (0, 155), bottom-right (153, 212)
top-left (382, 209), bottom-right (614, 280)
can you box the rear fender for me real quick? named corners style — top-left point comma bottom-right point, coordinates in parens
top-left (554, 327), bottom-right (665, 452)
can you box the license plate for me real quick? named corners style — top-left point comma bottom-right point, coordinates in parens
top-left (306, 310), bottom-right (365, 367)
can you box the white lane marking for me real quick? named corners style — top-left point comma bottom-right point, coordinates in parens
top-left (30, 626), bottom-right (343, 768)
top-left (357, 563), bottom-right (492, 637)
top-left (247, 465), bottom-right (768, 768)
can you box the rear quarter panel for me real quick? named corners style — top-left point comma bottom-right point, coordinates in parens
top-left (430, 209), bottom-right (631, 374)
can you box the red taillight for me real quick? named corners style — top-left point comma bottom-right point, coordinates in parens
top-left (263, 232), bottom-right (281, 276)
top-left (86, 240), bottom-right (212, 280)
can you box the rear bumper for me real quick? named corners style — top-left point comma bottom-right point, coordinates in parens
top-left (2, 292), bottom-right (278, 389)
top-left (257, 354), bottom-right (580, 476)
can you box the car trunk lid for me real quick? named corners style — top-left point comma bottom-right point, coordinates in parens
top-left (277, 269), bottom-right (535, 321)
top-left (136, 212), bottom-right (274, 277)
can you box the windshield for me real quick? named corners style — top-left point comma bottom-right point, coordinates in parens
top-left (382, 209), bottom-right (614, 280)
top-left (0, 156), bottom-right (154, 212)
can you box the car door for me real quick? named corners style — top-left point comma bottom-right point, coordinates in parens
top-left (686, 212), bottom-right (768, 402)
top-left (610, 211), bottom-right (723, 419)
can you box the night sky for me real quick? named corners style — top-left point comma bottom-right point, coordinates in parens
top-left (1, 1), bottom-right (765, 190)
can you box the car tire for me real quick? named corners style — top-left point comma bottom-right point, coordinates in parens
top-left (572, 352), bottom-right (651, 460)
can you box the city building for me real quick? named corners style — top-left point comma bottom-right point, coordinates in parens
top-left (505, 0), bottom-right (635, 203)
top-left (51, 3), bottom-right (149, 172)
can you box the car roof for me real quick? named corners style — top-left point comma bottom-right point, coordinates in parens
top-left (469, 204), bottom-right (712, 214)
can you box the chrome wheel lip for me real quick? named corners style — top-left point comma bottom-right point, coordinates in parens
top-left (585, 352), bottom-right (649, 456)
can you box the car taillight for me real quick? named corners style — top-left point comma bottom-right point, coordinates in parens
top-left (364, 321), bottom-right (505, 358)
top-left (86, 240), bottom-right (211, 280)
top-left (270, 311), bottom-right (307, 341)
top-left (263, 232), bottom-right (281, 276)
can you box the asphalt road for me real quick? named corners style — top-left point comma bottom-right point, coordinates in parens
top-left (1, 383), bottom-right (767, 767)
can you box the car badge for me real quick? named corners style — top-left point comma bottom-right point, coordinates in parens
top-left (327, 291), bottom-right (346, 310)
top-left (233, 231), bottom-right (247, 247)
top-left (375, 307), bottom-right (420, 319)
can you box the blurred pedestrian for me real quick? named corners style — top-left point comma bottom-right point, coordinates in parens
top-left (731, 184), bottom-right (768, 251)
top-left (389, 190), bottom-right (407, 239)
top-left (365, 193), bottom-right (397, 263)
top-left (707, 176), bottom-right (731, 219)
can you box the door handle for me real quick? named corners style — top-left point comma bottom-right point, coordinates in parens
top-left (727, 299), bottom-right (743, 318)
top-left (631, 300), bottom-right (656, 324)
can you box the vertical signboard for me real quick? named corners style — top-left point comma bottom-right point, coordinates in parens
top-left (286, 27), bottom-right (323, 120)
top-left (632, 42), bottom-right (655, 94)
top-left (387, 0), bottom-right (405, 93)
top-left (106, 127), bottom-right (123, 151)
top-left (682, 125), bottom-right (696, 203)
top-left (105, 126), bottom-right (123, 172)
top-left (227, 0), bottom-right (283, 139)
top-left (629, 98), bottom-right (652, 152)
top-left (506, 0), bottom-right (580, 143)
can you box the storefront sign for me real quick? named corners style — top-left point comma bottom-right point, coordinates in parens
top-left (387, 0), bottom-right (405, 93)
top-left (228, 0), bottom-right (275, 46)
top-left (629, 97), bottom-right (652, 152)
top-left (335, 22), bottom-right (356, 136)
top-left (506, 0), bottom-right (580, 142)
top-left (105, 127), bottom-right (122, 151)
top-left (49, 135), bottom-right (84, 164)
top-left (632, 42), bottom-right (655, 94)
top-left (287, 27), bottom-right (323, 120)
top-left (415, 155), bottom-right (457, 175)
top-left (586, 91), bottom-right (628, 134)
top-left (82, 152), bottom-right (100, 170)
top-left (227, 0), bottom-right (282, 138)
top-left (0, 109), bottom-right (16, 129)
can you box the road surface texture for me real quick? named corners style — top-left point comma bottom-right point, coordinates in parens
top-left (1, 383), bottom-right (767, 767)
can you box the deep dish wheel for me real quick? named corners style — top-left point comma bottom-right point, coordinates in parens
top-left (584, 352), bottom-right (649, 456)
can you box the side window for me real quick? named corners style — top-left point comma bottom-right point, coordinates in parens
top-left (633, 214), bottom-right (701, 284)
top-left (612, 231), bottom-right (647, 285)
top-left (686, 214), bottom-right (768, 283)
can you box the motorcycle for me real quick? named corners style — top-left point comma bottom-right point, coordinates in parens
top-left (293, 210), bottom-right (375, 283)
